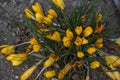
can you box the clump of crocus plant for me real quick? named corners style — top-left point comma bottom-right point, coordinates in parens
top-left (0, 0), bottom-right (120, 80)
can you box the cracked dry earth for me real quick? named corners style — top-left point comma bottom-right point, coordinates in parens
top-left (0, 0), bottom-right (120, 80)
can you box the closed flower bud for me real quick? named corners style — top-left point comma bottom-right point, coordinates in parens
top-left (95, 38), bottom-right (104, 48)
top-left (48, 9), bottom-right (58, 18)
top-left (75, 26), bottom-right (82, 35)
top-left (33, 45), bottom-right (41, 52)
top-left (63, 40), bottom-right (71, 47)
top-left (32, 2), bottom-right (44, 15)
top-left (24, 8), bottom-right (34, 19)
top-left (87, 47), bottom-right (96, 54)
top-left (20, 61), bottom-right (40, 80)
top-left (30, 38), bottom-right (39, 45)
top-left (43, 17), bottom-right (52, 25)
top-left (66, 29), bottom-right (74, 40)
top-left (77, 51), bottom-right (85, 58)
top-left (52, 0), bottom-right (65, 10)
top-left (1, 45), bottom-right (15, 55)
top-left (58, 63), bottom-right (73, 80)
top-left (96, 13), bottom-right (102, 23)
top-left (44, 70), bottom-right (56, 78)
top-left (44, 56), bottom-right (55, 68)
top-left (105, 55), bottom-right (120, 68)
top-left (90, 60), bottom-right (100, 69)
top-left (35, 12), bottom-right (44, 23)
top-left (83, 26), bottom-right (93, 37)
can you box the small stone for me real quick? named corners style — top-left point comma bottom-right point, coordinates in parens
top-left (15, 75), bottom-right (19, 79)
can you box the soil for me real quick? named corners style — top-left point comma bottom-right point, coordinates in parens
top-left (0, 0), bottom-right (120, 80)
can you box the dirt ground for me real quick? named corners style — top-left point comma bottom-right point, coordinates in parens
top-left (0, 0), bottom-right (120, 80)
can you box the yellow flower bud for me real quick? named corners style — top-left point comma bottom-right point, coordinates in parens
top-left (87, 47), bottom-right (96, 54)
top-left (90, 60), bottom-right (100, 69)
top-left (46, 31), bottom-right (61, 41)
top-left (33, 45), bottom-right (41, 52)
top-left (43, 17), bottom-right (52, 25)
top-left (52, 0), bottom-right (65, 10)
top-left (83, 26), bottom-right (93, 37)
top-left (24, 8), bottom-right (34, 19)
top-left (32, 2), bottom-right (44, 15)
top-left (62, 36), bottom-right (71, 42)
top-left (75, 26), bottom-right (82, 35)
top-left (6, 53), bottom-right (28, 66)
top-left (30, 37), bottom-right (39, 45)
top-left (95, 38), bottom-right (103, 48)
top-left (52, 31), bottom-right (61, 41)
top-left (81, 15), bottom-right (86, 22)
top-left (43, 57), bottom-right (55, 68)
top-left (63, 40), bottom-right (71, 47)
top-left (96, 13), bottom-right (102, 23)
top-left (11, 60), bottom-right (23, 66)
top-left (47, 14), bottom-right (54, 19)
top-left (44, 70), bottom-right (56, 78)
top-left (105, 55), bottom-right (120, 68)
top-left (82, 37), bottom-right (89, 45)
top-left (48, 9), bottom-right (58, 18)
top-left (20, 61), bottom-right (40, 80)
top-left (74, 36), bottom-right (83, 46)
top-left (58, 63), bottom-right (73, 80)
top-left (77, 51), bottom-right (85, 58)
top-left (0, 45), bottom-right (15, 55)
top-left (35, 12), bottom-right (44, 23)
top-left (66, 29), bottom-right (74, 40)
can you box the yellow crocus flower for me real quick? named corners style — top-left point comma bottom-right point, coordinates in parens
top-left (82, 37), bottom-right (89, 45)
top-left (95, 38), bottom-right (103, 48)
top-left (63, 40), bottom-right (71, 47)
top-left (52, 0), bottom-right (65, 10)
top-left (6, 53), bottom-right (28, 66)
top-left (24, 8), bottom-right (34, 19)
top-left (30, 37), bottom-right (39, 45)
top-left (46, 31), bottom-right (61, 41)
top-left (75, 26), bottom-right (82, 35)
top-left (77, 51), bottom-right (85, 58)
top-left (43, 54), bottom-right (59, 68)
top-left (66, 29), bottom-right (74, 40)
top-left (0, 45), bottom-right (16, 55)
top-left (20, 61), bottom-right (41, 80)
top-left (32, 2), bottom-right (44, 15)
top-left (58, 63), bottom-right (73, 80)
top-left (52, 31), bottom-right (61, 41)
top-left (83, 26), bottom-right (93, 37)
top-left (43, 57), bottom-right (55, 68)
top-left (90, 60), bottom-right (100, 69)
top-left (44, 70), bottom-right (56, 78)
top-left (96, 13), bottom-right (102, 23)
top-left (87, 47), bottom-right (96, 54)
top-left (43, 17), bottom-right (52, 25)
top-left (33, 45), bottom-right (41, 52)
top-left (74, 36), bottom-right (83, 46)
top-left (47, 14), bottom-right (54, 19)
top-left (62, 36), bottom-right (71, 42)
top-left (105, 55), bottom-right (120, 68)
top-left (35, 12), bottom-right (45, 23)
top-left (48, 9), bottom-right (58, 18)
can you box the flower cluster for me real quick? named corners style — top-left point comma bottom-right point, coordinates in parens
top-left (0, 0), bottom-right (120, 80)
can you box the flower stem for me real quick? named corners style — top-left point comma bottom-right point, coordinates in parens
top-left (16, 42), bottom-right (30, 47)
